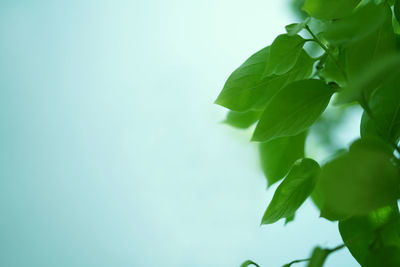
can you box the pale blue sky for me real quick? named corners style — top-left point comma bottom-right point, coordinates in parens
top-left (0, 1), bottom-right (359, 266)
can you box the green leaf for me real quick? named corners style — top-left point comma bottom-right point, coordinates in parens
top-left (240, 260), bottom-right (260, 267)
top-left (303, 0), bottom-right (362, 19)
top-left (264, 34), bottom-right (306, 76)
top-left (317, 139), bottom-right (400, 220)
top-left (323, 3), bottom-right (386, 45)
top-left (224, 110), bottom-right (261, 129)
top-left (261, 158), bottom-right (320, 224)
top-left (215, 49), bottom-right (314, 112)
top-left (255, 50), bottom-right (315, 107)
top-left (284, 214), bottom-right (295, 225)
top-left (307, 247), bottom-right (329, 267)
top-left (215, 46), bottom-right (271, 111)
top-left (361, 75), bottom-right (400, 144)
top-left (252, 79), bottom-right (334, 142)
top-left (259, 132), bottom-right (307, 187)
top-left (339, 205), bottom-right (400, 265)
top-left (285, 18), bottom-right (310, 36)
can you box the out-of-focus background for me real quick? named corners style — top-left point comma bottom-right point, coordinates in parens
top-left (0, 1), bottom-right (360, 266)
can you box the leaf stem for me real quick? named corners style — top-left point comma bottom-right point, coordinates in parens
top-left (305, 25), bottom-right (348, 82)
top-left (327, 244), bottom-right (346, 253)
top-left (282, 244), bottom-right (345, 267)
top-left (283, 258), bottom-right (310, 266)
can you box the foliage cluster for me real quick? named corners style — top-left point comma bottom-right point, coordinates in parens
top-left (215, 0), bottom-right (400, 266)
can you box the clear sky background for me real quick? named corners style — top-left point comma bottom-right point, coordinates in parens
top-left (0, 1), bottom-right (360, 266)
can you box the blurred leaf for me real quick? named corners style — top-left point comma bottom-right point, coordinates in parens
top-left (240, 260), bottom-right (260, 267)
top-left (339, 204), bottom-right (400, 265)
top-left (317, 138), bottom-right (400, 220)
top-left (335, 53), bottom-right (400, 105)
top-left (264, 34), bottom-right (306, 76)
top-left (261, 158), bottom-right (320, 224)
top-left (224, 110), bottom-right (261, 129)
top-left (302, 0), bottom-right (362, 19)
top-left (290, 0), bottom-right (308, 19)
top-left (344, 5), bottom-right (396, 81)
top-left (323, 3), bottom-right (386, 45)
top-left (252, 79), bottom-right (334, 142)
top-left (259, 132), bottom-right (307, 187)
top-left (361, 75), bottom-right (400, 144)
top-left (307, 247), bottom-right (329, 267)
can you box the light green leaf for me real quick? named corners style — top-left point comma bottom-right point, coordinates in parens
top-left (307, 247), bottom-right (329, 267)
top-left (261, 158), bottom-right (320, 224)
top-left (240, 260), bottom-right (260, 267)
top-left (303, 0), bottom-right (362, 19)
top-left (264, 34), bottom-right (306, 76)
top-left (317, 139), bottom-right (400, 220)
top-left (339, 204), bottom-right (400, 265)
top-left (252, 79), bottom-right (334, 142)
top-left (224, 110), bottom-right (261, 129)
top-left (360, 75), bottom-right (400, 144)
top-left (323, 3), bottom-right (386, 45)
top-left (285, 18), bottom-right (310, 36)
top-left (259, 132), bottom-right (307, 187)
top-left (215, 49), bottom-right (314, 112)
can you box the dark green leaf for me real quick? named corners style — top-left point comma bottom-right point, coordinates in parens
top-left (302, 0), bottom-right (362, 19)
top-left (339, 204), bottom-right (400, 265)
top-left (264, 34), bottom-right (306, 76)
top-left (361, 75), bottom-right (400, 144)
top-left (259, 132), bottom-right (307, 187)
top-left (252, 79), bottom-right (334, 142)
top-left (215, 49), bottom-right (314, 112)
top-left (364, 247), bottom-right (400, 267)
top-left (323, 3), bottom-right (386, 45)
top-left (317, 139), bottom-right (400, 220)
top-left (307, 247), bottom-right (329, 267)
top-left (261, 158), bottom-right (320, 224)
top-left (224, 110), bottom-right (261, 129)
top-left (240, 260), bottom-right (260, 267)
